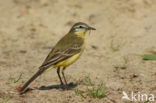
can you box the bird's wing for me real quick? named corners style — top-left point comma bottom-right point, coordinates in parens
top-left (39, 35), bottom-right (84, 69)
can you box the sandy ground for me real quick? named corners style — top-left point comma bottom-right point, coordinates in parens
top-left (0, 0), bottom-right (156, 103)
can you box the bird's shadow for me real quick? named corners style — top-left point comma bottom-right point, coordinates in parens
top-left (39, 82), bottom-right (77, 90)
top-left (20, 82), bottom-right (77, 95)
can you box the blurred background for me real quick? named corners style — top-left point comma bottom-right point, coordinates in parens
top-left (0, 0), bottom-right (156, 103)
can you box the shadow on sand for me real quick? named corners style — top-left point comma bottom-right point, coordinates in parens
top-left (39, 82), bottom-right (77, 90)
top-left (20, 82), bottom-right (77, 95)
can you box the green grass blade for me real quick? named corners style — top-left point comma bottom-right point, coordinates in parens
top-left (142, 54), bottom-right (156, 60)
top-left (14, 73), bottom-right (22, 83)
top-left (75, 89), bottom-right (86, 99)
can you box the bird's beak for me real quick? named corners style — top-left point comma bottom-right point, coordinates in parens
top-left (87, 26), bottom-right (96, 30)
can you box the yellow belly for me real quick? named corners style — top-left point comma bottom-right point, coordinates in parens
top-left (54, 52), bottom-right (82, 68)
top-left (43, 52), bottom-right (83, 73)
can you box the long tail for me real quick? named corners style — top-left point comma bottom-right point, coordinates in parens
top-left (20, 68), bottom-right (45, 93)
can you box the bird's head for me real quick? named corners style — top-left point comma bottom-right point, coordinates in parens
top-left (69, 22), bottom-right (96, 34)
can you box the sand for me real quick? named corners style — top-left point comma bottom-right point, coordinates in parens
top-left (0, 0), bottom-right (156, 103)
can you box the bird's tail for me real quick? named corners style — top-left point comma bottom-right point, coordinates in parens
top-left (20, 68), bottom-right (45, 94)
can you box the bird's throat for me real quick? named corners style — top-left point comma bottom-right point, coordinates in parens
top-left (75, 31), bottom-right (85, 38)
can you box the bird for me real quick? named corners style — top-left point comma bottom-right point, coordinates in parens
top-left (19, 22), bottom-right (96, 94)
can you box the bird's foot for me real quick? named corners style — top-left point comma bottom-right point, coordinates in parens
top-left (62, 84), bottom-right (71, 90)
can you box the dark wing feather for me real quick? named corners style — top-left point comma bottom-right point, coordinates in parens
top-left (40, 47), bottom-right (81, 68)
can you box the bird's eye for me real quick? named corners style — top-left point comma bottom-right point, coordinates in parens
top-left (79, 26), bottom-right (83, 28)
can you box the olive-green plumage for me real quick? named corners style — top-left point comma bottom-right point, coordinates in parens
top-left (41, 33), bottom-right (84, 69)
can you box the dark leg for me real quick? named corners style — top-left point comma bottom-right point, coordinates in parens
top-left (57, 67), bottom-right (64, 85)
top-left (62, 67), bottom-right (68, 86)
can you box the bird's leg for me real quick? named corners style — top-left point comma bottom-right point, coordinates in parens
top-left (57, 67), bottom-right (64, 86)
top-left (62, 67), bottom-right (68, 87)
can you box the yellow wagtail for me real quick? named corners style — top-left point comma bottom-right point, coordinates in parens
top-left (20, 22), bottom-right (96, 93)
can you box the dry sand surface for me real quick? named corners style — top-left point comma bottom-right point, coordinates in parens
top-left (1, 0), bottom-right (156, 103)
